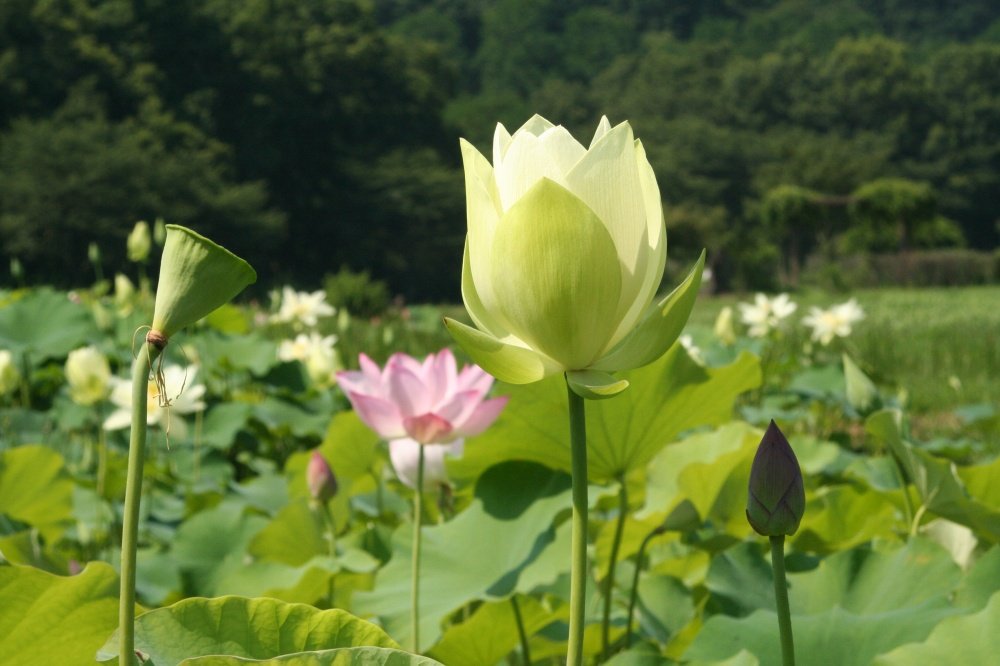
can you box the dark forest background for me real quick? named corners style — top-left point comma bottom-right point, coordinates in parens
top-left (2, 0), bottom-right (999, 299)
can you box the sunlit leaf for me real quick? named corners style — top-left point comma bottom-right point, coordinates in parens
top-left (0, 445), bottom-right (74, 542)
top-left (98, 596), bottom-right (397, 664)
top-left (450, 348), bottom-right (760, 483)
top-left (0, 288), bottom-right (98, 361)
top-left (0, 562), bottom-right (121, 666)
top-left (353, 461), bottom-right (575, 651)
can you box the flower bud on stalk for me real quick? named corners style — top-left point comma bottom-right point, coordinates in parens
top-left (746, 420), bottom-right (805, 537)
top-left (307, 451), bottom-right (338, 504)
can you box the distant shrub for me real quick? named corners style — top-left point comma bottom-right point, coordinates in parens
top-left (804, 249), bottom-right (995, 289)
top-left (323, 267), bottom-right (391, 319)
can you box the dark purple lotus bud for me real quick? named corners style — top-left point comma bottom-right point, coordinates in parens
top-left (307, 451), bottom-right (338, 503)
top-left (746, 420), bottom-right (805, 537)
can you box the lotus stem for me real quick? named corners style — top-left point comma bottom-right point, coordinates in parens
top-left (565, 379), bottom-right (589, 666)
top-left (411, 445), bottom-right (426, 653)
top-left (770, 535), bottom-right (795, 666)
top-left (319, 502), bottom-right (338, 607)
top-left (601, 474), bottom-right (628, 660)
top-left (119, 341), bottom-right (161, 665)
top-left (625, 527), bottom-right (661, 648)
top-left (511, 595), bottom-right (532, 666)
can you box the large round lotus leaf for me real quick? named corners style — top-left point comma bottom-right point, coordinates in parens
top-left (180, 647), bottom-right (444, 665)
top-left (0, 562), bottom-right (121, 666)
top-left (449, 347), bottom-right (760, 483)
top-left (0, 444), bottom-right (74, 542)
top-left (97, 596), bottom-right (397, 664)
top-left (0, 288), bottom-right (98, 360)
top-left (353, 461), bottom-right (576, 652)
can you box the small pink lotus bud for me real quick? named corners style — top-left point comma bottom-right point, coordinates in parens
top-left (307, 451), bottom-right (337, 503)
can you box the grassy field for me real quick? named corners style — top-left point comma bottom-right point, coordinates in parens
top-left (685, 285), bottom-right (1000, 413)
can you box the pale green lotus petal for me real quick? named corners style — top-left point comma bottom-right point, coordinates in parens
top-left (604, 138), bottom-right (668, 350)
top-left (460, 240), bottom-right (509, 340)
top-left (590, 115), bottom-right (612, 147)
top-left (489, 178), bottom-right (622, 369)
top-left (460, 139), bottom-right (506, 325)
top-left (537, 125), bottom-right (587, 175)
top-left (494, 128), bottom-right (573, 211)
top-left (492, 122), bottom-right (512, 164)
top-left (566, 369), bottom-right (629, 400)
top-left (443, 318), bottom-right (559, 384)
top-left (566, 121), bottom-right (648, 331)
top-left (517, 114), bottom-right (556, 137)
top-left (592, 250), bottom-right (705, 372)
top-left (151, 225), bottom-right (256, 338)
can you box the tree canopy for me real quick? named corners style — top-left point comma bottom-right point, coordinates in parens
top-left (1, 0), bottom-right (998, 295)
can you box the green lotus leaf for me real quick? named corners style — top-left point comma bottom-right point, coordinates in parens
top-left (97, 596), bottom-right (397, 663)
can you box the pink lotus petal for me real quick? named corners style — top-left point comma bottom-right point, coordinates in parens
top-left (431, 349), bottom-right (458, 405)
top-left (455, 396), bottom-right (508, 437)
top-left (388, 352), bottom-right (423, 377)
top-left (336, 370), bottom-right (371, 396)
top-left (359, 353), bottom-right (384, 388)
top-left (436, 389), bottom-right (484, 429)
top-left (388, 438), bottom-right (463, 490)
top-left (349, 392), bottom-right (406, 439)
top-left (387, 365), bottom-right (431, 418)
top-left (456, 364), bottom-right (493, 395)
top-left (403, 413), bottom-right (454, 444)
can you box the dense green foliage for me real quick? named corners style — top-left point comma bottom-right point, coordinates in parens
top-left (1, 0), bottom-right (999, 296)
top-left (0, 281), bottom-right (998, 663)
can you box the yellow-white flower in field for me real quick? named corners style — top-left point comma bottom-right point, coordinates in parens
top-left (802, 298), bottom-right (865, 345)
top-left (0, 350), bottom-right (20, 396)
top-left (679, 334), bottom-right (704, 365)
top-left (104, 364), bottom-right (206, 436)
top-left (738, 293), bottom-right (797, 337)
top-left (444, 114), bottom-right (704, 398)
top-left (278, 332), bottom-right (342, 386)
top-left (272, 287), bottom-right (335, 328)
top-left (65, 346), bottom-right (111, 406)
top-left (713, 306), bottom-right (736, 345)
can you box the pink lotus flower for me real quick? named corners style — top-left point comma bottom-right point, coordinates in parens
top-left (338, 349), bottom-right (507, 445)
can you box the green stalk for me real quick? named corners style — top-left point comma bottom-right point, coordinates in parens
top-left (511, 595), bottom-right (532, 666)
top-left (566, 379), bottom-right (589, 666)
top-left (319, 502), bottom-right (338, 608)
top-left (411, 445), bottom-right (426, 653)
top-left (770, 536), bottom-right (795, 666)
top-left (601, 475), bottom-right (628, 660)
top-left (625, 527), bottom-right (660, 648)
top-left (119, 342), bottom-right (160, 666)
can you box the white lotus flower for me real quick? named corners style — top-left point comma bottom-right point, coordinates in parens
top-left (0, 350), bottom-right (20, 397)
top-left (802, 298), bottom-right (865, 345)
top-left (738, 293), bottom-right (798, 337)
top-left (278, 332), bottom-right (341, 386)
top-left (65, 346), bottom-right (112, 406)
top-left (445, 114), bottom-right (704, 398)
top-left (271, 287), bottom-right (335, 328)
top-left (103, 364), bottom-right (206, 437)
top-left (679, 334), bottom-right (704, 365)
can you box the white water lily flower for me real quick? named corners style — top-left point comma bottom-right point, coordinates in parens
top-left (0, 350), bottom-right (20, 396)
top-left (738, 293), bottom-right (798, 338)
top-left (278, 332), bottom-right (341, 386)
top-left (679, 334), bottom-right (704, 365)
top-left (445, 115), bottom-right (704, 398)
top-left (713, 306), bottom-right (736, 345)
top-left (802, 298), bottom-right (865, 345)
top-left (65, 346), bottom-right (112, 406)
top-left (272, 287), bottom-right (335, 328)
top-left (103, 364), bottom-right (206, 437)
